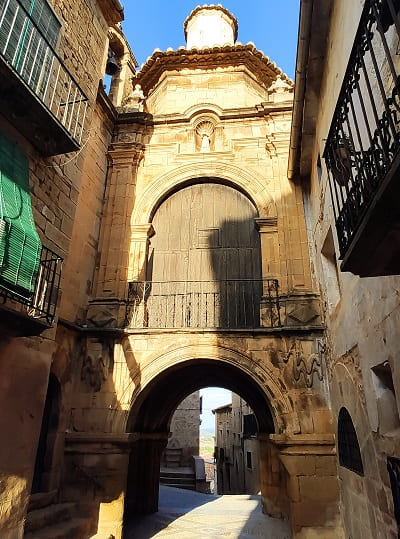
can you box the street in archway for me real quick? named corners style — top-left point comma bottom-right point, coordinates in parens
top-left (125, 485), bottom-right (291, 538)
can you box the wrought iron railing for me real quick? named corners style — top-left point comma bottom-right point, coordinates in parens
top-left (0, 245), bottom-right (62, 325)
top-left (126, 279), bottom-right (281, 329)
top-left (323, 0), bottom-right (400, 258)
top-left (0, 0), bottom-right (88, 146)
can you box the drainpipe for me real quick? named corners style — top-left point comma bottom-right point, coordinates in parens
top-left (288, 0), bottom-right (314, 180)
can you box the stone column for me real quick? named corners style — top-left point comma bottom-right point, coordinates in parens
top-left (63, 433), bottom-right (132, 539)
top-left (125, 224), bottom-right (154, 328)
top-left (270, 434), bottom-right (344, 539)
top-left (256, 217), bottom-right (280, 281)
top-left (258, 436), bottom-right (289, 519)
top-left (124, 433), bottom-right (169, 516)
top-left (88, 142), bottom-right (143, 328)
top-left (128, 223), bottom-right (154, 282)
top-left (255, 217), bottom-right (281, 326)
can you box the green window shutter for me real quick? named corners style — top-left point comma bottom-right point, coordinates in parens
top-left (0, 132), bottom-right (42, 299)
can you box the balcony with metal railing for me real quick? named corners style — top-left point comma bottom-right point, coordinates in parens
top-left (0, 245), bottom-right (62, 329)
top-left (0, 0), bottom-right (88, 156)
top-left (126, 279), bottom-right (281, 330)
top-left (324, 0), bottom-right (400, 276)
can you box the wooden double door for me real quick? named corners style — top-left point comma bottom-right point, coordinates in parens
top-left (146, 182), bottom-right (262, 328)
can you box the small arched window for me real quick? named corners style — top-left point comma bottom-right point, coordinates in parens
top-left (338, 407), bottom-right (364, 475)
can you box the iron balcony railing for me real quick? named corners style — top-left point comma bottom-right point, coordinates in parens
top-left (0, 245), bottom-right (62, 325)
top-left (127, 279), bottom-right (281, 330)
top-left (323, 0), bottom-right (400, 258)
top-left (0, 0), bottom-right (88, 146)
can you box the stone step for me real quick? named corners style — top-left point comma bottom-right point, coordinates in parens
top-left (165, 454), bottom-right (181, 461)
top-left (25, 502), bottom-right (76, 533)
top-left (24, 517), bottom-right (91, 539)
top-left (165, 462), bottom-right (181, 468)
top-left (28, 491), bottom-right (57, 512)
top-left (165, 448), bottom-right (182, 455)
top-left (160, 471), bottom-right (196, 480)
top-left (159, 482), bottom-right (196, 490)
top-left (160, 477), bottom-right (195, 486)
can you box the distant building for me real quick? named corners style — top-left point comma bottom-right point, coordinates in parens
top-left (213, 393), bottom-right (260, 494)
top-left (162, 391), bottom-right (201, 467)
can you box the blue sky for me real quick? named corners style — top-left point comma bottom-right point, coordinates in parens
top-left (122, 1), bottom-right (300, 79)
top-left (200, 387), bottom-right (231, 433)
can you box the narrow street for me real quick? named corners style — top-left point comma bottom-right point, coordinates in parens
top-left (124, 485), bottom-right (291, 538)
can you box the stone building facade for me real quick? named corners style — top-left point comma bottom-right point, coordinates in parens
top-left (64, 5), bottom-right (341, 538)
top-left (290, 1), bottom-right (400, 538)
top-left (161, 391), bottom-right (201, 467)
top-left (214, 393), bottom-right (260, 495)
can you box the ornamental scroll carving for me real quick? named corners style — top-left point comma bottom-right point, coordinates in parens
top-left (80, 338), bottom-right (113, 392)
top-left (283, 338), bottom-right (325, 388)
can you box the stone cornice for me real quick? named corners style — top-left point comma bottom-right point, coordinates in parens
top-left (133, 44), bottom-right (294, 95)
top-left (116, 103), bottom-right (293, 128)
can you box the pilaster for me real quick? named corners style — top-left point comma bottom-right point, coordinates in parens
top-left (89, 142), bottom-right (144, 328)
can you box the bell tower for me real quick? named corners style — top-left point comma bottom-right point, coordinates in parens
top-left (184, 4), bottom-right (238, 49)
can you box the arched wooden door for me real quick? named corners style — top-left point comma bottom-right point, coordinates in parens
top-left (146, 182), bottom-right (262, 328)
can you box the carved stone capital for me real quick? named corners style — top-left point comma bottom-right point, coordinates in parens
top-left (255, 217), bottom-right (278, 233)
top-left (107, 142), bottom-right (144, 167)
top-left (130, 223), bottom-right (154, 242)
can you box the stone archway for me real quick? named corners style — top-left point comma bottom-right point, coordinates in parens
top-left (123, 354), bottom-right (292, 520)
top-left (131, 163), bottom-right (277, 226)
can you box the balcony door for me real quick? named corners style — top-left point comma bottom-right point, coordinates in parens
top-left (146, 182), bottom-right (261, 328)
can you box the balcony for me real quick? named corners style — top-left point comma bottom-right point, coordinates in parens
top-left (126, 279), bottom-right (281, 330)
top-left (0, 0), bottom-right (88, 156)
top-left (324, 0), bottom-right (400, 276)
top-left (0, 245), bottom-right (62, 330)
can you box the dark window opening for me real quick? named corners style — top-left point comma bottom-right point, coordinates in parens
top-left (246, 451), bottom-right (252, 470)
top-left (387, 456), bottom-right (400, 537)
top-left (338, 407), bottom-right (364, 475)
top-left (243, 413), bottom-right (258, 438)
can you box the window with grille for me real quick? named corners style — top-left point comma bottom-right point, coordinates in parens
top-left (337, 407), bottom-right (364, 475)
top-left (0, 0), bottom-right (61, 97)
top-left (0, 131), bottom-right (42, 299)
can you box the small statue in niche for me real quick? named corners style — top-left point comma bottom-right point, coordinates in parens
top-left (122, 83), bottom-right (146, 112)
top-left (81, 354), bottom-right (108, 392)
top-left (200, 133), bottom-right (210, 152)
top-left (195, 119), bottom-right (215, 152)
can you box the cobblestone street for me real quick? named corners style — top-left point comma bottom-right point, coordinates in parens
top-left (124, 485), bottom-right (291, 538)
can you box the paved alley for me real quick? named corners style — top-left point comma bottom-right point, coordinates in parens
top-left (124, 485), bottom-right (291, 538)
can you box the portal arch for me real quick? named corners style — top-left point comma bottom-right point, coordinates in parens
top-left (124, 347), bottom-right (293, 516)
top-left (132, 162), bottom-right (277, 225)
top-left (125, 343), bottom-right (295, 436)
